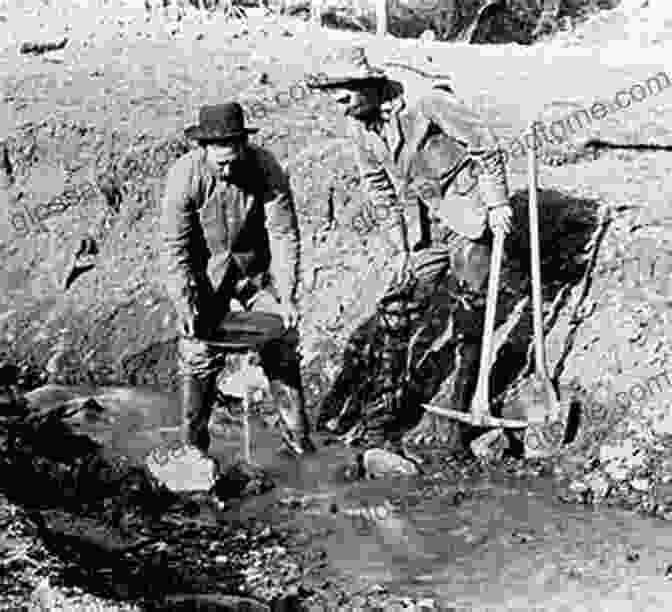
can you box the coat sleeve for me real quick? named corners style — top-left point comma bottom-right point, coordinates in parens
top-left (350, 123), bottom-right (410, 255)
top-left (417, 92), bottom-right (509, 209)
top-left (259, 152), bottom-right (301, 304)
top-left (160, 156), bottom-right (207, 314)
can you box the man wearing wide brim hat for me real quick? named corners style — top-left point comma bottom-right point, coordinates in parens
top-left (307, 47), bottom-right (513, 457)
top-left (159, 102), bottom-right (316, 484)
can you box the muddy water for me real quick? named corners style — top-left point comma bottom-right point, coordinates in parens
top-left (33, 385), bottom-right (672, 610)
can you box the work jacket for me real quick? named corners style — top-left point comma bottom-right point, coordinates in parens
top-left (349, 86), bottom-right (509, 248)
top-left (160, 144), bottom-right (300, 313)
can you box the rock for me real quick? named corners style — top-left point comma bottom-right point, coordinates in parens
top-left (145, 444), bottom-right (220, 493)
top-left (362, 448), bottom-right (419, 478)
top-left (587, 474), bottom-right (611, 502)
top-left (631, 478), bottom-right (651, 492)
top-left (569, 479), bottom-right (589, 494)
top-left (470, 428), bottom-right (509, 462)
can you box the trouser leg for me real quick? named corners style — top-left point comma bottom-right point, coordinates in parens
top-left (397, 235), bottom-right (492, 436)
top-left (433, 235), bottom-right (491, 412)
top-left (248, 289), bottom-right (316, 455)
top-left (178, 336), bottom-right (221, 454)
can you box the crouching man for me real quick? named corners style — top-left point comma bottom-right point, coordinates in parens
top-left (160, 102), bottom-right (316, 476)
top-left (308, 48), bottom-right (513, 457)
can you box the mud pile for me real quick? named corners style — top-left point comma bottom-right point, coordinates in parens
top-left (0, 389), bottom-right (308, 608)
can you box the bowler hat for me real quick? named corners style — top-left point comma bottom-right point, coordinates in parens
top-left (185, 102), bottom-right (259, 142)
top-left (306, 46), bottom-right (387, 90)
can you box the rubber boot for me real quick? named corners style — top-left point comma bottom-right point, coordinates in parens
top-left (181, 373), bottom-right (216, 455)
top-left (269, 380), bottom-right (316, 457)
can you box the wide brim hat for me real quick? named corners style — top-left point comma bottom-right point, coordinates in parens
top-left (185, 102), bottom-right (259, 142)
top-left (306, 46), bottom-right (388, 89)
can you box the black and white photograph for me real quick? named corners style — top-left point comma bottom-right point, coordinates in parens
top-left (1, 0), bottom-right (672, 610)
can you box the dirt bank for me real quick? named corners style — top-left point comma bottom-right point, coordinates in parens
top-left (1, 0), bottom-right (672, 608)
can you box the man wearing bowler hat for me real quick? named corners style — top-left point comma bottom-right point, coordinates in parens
top-left (160, 102), bottom-right (316, 473)
top-left (308, 48), bottom-right (513, 453)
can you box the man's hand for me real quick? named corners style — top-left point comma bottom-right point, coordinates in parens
top-left (180, 304), bottom-right (212, 338)
top-left (180, 307), bottom-right (198, 338)
top-left (278, 299), bottom-right (300, 330)
top-left (178, 283), bottom-right (212, 338)
top-left (488, 204), bottom-right (513, 236)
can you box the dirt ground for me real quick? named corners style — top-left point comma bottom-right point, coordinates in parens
top-left (1, 0), bottom-right (672, 609)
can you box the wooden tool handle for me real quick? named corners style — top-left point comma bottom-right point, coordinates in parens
top-left (470, 225), bottom-right (506, 419)
top-left (527, 126), bottom-right (550, 380)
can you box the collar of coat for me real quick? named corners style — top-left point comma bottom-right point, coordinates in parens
top-left (360, 87), bottom-right (466, 171)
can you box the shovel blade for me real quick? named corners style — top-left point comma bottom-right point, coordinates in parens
top-left (522, 385), bottom-right (572, 459)
top-left (498, 378), bottom-right (574, 459)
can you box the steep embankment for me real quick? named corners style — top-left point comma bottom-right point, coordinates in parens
top-left (0, 0), bottom-right (671, 500)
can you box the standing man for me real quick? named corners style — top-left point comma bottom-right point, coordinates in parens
top-left (307, 48), bottom-right (513, 455)
top-left (160, 102), bottom-right (316, 472)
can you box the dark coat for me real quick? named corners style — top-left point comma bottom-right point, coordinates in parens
top-left (160, 144), bottom-right (300, 313)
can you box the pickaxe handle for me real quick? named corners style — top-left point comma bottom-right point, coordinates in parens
top-left (469, 225), bottom-right (506, 422)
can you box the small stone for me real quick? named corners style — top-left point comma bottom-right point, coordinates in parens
top-left (362, 448), bottom-right (419, 478)
top-left (416, 598), bottom-right (436, 610)
top-left (587, 474), bottom-right (611, 501)
top-left (631, 478), bottom-right (651, 492)
top-left (145, 444), bottom-right (219, 493)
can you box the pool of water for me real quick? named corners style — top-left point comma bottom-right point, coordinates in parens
top-left (30, 384), bottom-right (672, 610)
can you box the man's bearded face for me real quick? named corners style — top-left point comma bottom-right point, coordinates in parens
top-left (330, 82), bottom-right (384, 120)
top-left (205, 138), bottom-right (247, 180)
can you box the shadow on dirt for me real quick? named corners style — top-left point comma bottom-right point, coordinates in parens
top-left (314, 188), bottom-right (605, 445)
top-left (0, 400), bottom-right (271, 608)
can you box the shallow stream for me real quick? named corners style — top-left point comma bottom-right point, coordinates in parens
top-left (29, 384), bottom-right (672, 611)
